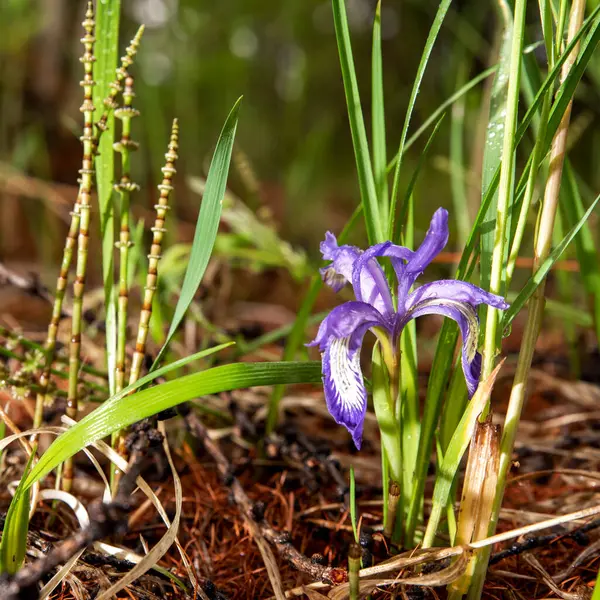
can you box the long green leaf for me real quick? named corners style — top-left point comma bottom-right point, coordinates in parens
top-left (502, 194), bottom-right (600, 329)
top-left (331, 0), bottom-right (383, 244)
top-left (387, 66), bottom-right (497, 173)
top-left (153, 98), bottom-right (242, 368)
top-left (93, 0), bottom-right (121, 394)
top-left (389, 0), bottom-right (452, 239)
top-left (22, 361), bottom-right (320, 491)
top-left (562, 161), bottom-right (600, 342)
top-left (480, 2), bottom-right (513, 294)
top-left (371, 0), bottom-right (388, 220)
top-left (0, 454), bottom-right (33, 574)
top-left (545, 14), bottom-right (600, 145)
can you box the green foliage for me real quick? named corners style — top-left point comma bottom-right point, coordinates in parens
top-left (93, 0), bottom-right (121, 395)
top-left (20, 361), bottom-right (320, 495)
top-left (331, 0), bottom-right (382, 244)
top-left (0, 454), bottom-right (32, 574)
top-left (152, 98), bottom-right (242, 368)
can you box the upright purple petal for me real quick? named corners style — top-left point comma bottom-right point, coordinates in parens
top-left (350, 242), bottom-right (413, 316)
top-left (405, 280), bottom-right (509, 312)
top-left (401, 299), bottom-right (482, 396)
top-left (319, 232), bottom-right (361, 290)
top-left (405, 208), bottom-right (449, 281)
top-left (308, 301), bottom-right (386, 351)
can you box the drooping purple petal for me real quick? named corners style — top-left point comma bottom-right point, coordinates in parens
top-left (322, 327), bottom-right (372, 449)
top-left (405, 280), bottom-right (509, 312)
top-left (319, 232), bottom-right (361, 290)
top-left (308, 301), bottom-right (390, 449)
top-left (402, 299), bottom-right (482, 396)
top-left (350, 242), bottom-right (414, 317)
top-left (308, 301), bottom-right (386, 351)
top-left (404, 208), bottom-right (449, 284)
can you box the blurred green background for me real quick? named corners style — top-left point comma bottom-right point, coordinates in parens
top-left (0, 0), bottom-right (598, 273)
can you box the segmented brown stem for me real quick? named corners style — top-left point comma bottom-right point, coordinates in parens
top-left (114, 74), bottom-right (140, 392)
top-left (33, 25), bottom-right (145, 433)
top-left (113, 120), bottom-right (178, 477)
top-left (128, 119), bottom-right (179, 386)
top-left (63, 2), bottom-right (96, 493)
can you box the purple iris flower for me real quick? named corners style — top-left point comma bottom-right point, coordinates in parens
top-left (309, 208), bottom-right (509, 449)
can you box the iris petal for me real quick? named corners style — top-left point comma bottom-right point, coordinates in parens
top-left (323, 335), bottom-right (368, 449)
top-left (319, 232), bottom-right (361, 289)
top-left (406, 280), bottom-right (509, 311)
top-left (308, 301), bottom-right (386, 351)
top-left (402, 298), bottom-right (482, 396)
top-left (404, 208), bottom-right (449, 283)
top-left (351, 242), bottom-right (414, 316)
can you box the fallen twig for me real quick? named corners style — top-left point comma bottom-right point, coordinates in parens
top-left (185, 411), bottom-right (347, 598)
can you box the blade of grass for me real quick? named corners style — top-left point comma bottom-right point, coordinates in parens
top-left (450, 54), bottom-right (471, 249)
top-left (388, 0), bottom-right (452, 239)
top-left (479, 1), bottom-right (513, 297)
top-left (93, 0), bottom-right (121, 395)
top-left (21, 361), bottom-right (321, 493)
top-left (371, 0), bottom-right (388, 221)
top-left (349, 466), bottom-right (359, 544)
top-left (502, 193), bottom-right (600, 329)
top-left (561, 160), bottom-right (600, 343)
top-left (481, 0), bottom-right (527, 379)
top-left (331, 0), bottom-right (383, 244)
top-left (0, 453), bottom-right (33, 574)
top-left (152, 97), bottom-right (242, 369)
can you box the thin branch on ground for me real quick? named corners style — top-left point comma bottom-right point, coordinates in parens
top-left (185, 411), bottom-right (348, 596)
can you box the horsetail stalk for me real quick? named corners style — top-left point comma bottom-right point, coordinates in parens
top-left (112, 120), bottom-right (179, 472)
top-left (33, 25), bottom-right (144, 433)
top-left (114, 74), bottom-right (140, 392)
top-left (63, 2), bottom-right (96, 493)
top-left (128, 119), bottom-right (179, 387)
top-left (95, 26), bottom-right (144, 135)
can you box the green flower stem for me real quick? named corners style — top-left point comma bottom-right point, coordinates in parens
top-left (114, 74), bottom-right (140, 393)
top-left (372, 343), bottom-right (401, 488)
top-left (468, 2), bottom-right (586, 598)
top-left (63, 3), bottom-right (97, 493)
top-left (481, 0), bottom-right (528, 381)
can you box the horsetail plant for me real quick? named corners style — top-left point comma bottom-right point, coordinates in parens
top-left (63, 2), bottom-right (97, 493)
top-left (129, 120), bottom-right (178, 388)
top-left (33, 21), bottom-right (144, 434)
top-left (112, 119), bottom-right (178, 472)
top-left (114, 74), bottom-right (140, 393)
top-left (95, 26), bottom-right (144, 136)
